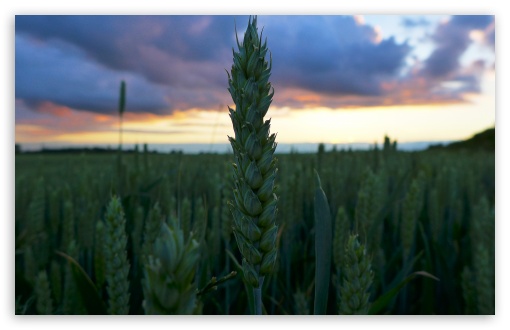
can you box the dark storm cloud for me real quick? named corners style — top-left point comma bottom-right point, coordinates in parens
top-left (261, 16), bottom-right (410, 97)
top-left (15, 34), bottom-right (170, 114)
top-left (422, 15), bottom-right (494, 79)
top-left (15, 15), bottom-right (495, 117)
top-left (15, 15), bottom-right (234, 87)
top-left (15, 15), bottom-right (240, 115)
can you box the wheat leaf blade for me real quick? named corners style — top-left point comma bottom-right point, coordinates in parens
top-left (313, 170), bottom-right (332, 315)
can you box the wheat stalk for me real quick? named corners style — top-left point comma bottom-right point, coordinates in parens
top-left (61, 200), bottom-right (75, 252)
top-left (23, 245), bottom-right (36, 285)
top-left (192, 197), bottom-right (207, 243)
top-left (131, 205), bottom-right (145, 272)
top-left (103, 196), bottom-right (130, 315)
top-left (94, 220), bottom-right (106, 290)
top-left (49, 260), bottom-right (62, 308)
top-left (48, 188), bottom-right (61, 248)
top-left (181, 198), bottom-right (192, 238)
top-left (227, 16), bottom-right (278, 315)
top-left (62, 240), bottom-right (85, 314)
top-left (333, 206), bottom-right (350, 271)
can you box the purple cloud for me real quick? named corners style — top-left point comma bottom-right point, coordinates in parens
top-left (259, 16), bottom-right (410, 97)
top-left (15, 15), bottom-right (495, 117)
top-left (422, 15), bottom-right (494, 79)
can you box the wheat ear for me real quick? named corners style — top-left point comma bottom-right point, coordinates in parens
top-left (142, 222), bottom-right (200, 314)
top-left (35, 270), bottom-right (53, 315)
top-left (227, 16), bottom-right (278, 315)
top-left (339, 235), bottom-right (373, 315)
top-left (104, 196), bottom-right (130, 315)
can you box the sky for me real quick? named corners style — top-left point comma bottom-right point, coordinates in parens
top-left (14, 14), bottom-right (496, 151)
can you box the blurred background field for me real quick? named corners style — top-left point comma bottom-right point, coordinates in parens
top-left (14, 130), bottom-right (494, 314)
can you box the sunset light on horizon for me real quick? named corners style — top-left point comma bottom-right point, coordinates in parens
top-left (15, 14), bottom-right (496, 152)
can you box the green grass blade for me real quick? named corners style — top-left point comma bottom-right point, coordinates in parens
top-left (56, 251), bottom-right (107, 315)
top-left (369, 271), bottom-right (439, 315)
top-left (226, 249), bottom-right (255, 315)
top-left (387, 250), bottom-right (424, 290)
top-left (313, 170), bottom-right (332, 315)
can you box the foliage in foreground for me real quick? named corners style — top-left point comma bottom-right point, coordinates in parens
top-left (15, 141), bottom-right (495, 314)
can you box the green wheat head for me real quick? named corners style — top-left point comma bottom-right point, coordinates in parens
top-left (227, 16), bottom-right (278, 289)
top-left (355, 168), bottom-right (386, 274)
top-left (23, 245), bottom-right (36, 285)
top-left (473, 244), bottom-right (494, 314)
top-left (355, 167), bottom-right (383, 244)
top-left (141, 202), bottom-right (163, 266)
top-left (339, 235), bottom-right (373, 315)
top-left (293, 290), bottom-right (310, 315)
top-left (142, 222), bottom-right (200, 314)
top-left (35, 270), bottom-right (53, 315)
top-left (27, 177), bottom-right (49, 269)
top-left (461, 267), bottom-right (476, 314)
top-left (104, 196), bottom-right (130, 315)
top-left (401, 173), bottom-right (425, 261)
top-left (469, 196), bottom-right (495, 314)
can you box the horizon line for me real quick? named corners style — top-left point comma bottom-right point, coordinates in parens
top-left (15, 140), bottom-right (456, 154)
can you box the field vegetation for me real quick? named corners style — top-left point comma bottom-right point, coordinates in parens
top-left (15, 139), bottom-right (495, 314)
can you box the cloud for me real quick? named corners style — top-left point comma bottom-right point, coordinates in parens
top-left (15, 16), bottom-right (234, 87)
top-left (15, 98), bottom-right (201, 144)
top-left (15, 15), bottom-right (495, 118)
top-left (259, 16), bottom-right (410, 98)
top-left (15, 99), bottom-right (113, 142)
top-left (409, 15), bottom-right (495, 104)
top-left (422, 15), bottom-right (494, 79)
top-left (15, 34), bottom-right (172, 114)
top-left (15, 15), bottom-right (413, 114)
top-left (483, 19), bottom-right (495, 50)
top-left (16, 16), bottom-right (236, 116)
top-left (401, 17), bottom-right (431, 28)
